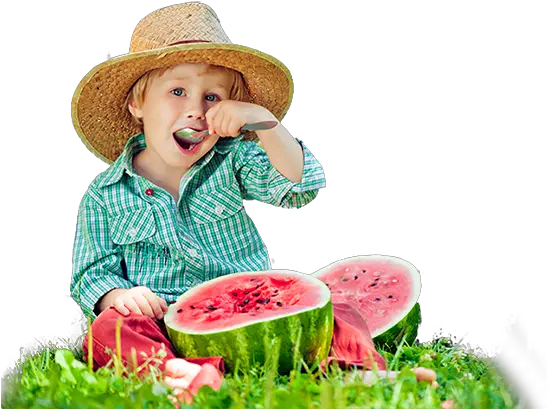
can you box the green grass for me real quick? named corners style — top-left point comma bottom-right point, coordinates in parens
top-left (2, 332), bottom-right (524, 409)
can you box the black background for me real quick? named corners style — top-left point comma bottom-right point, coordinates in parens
top-left (4, 1), bottom-right (544, 408)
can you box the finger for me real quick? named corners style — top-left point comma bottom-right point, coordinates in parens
top-left (212, 110), bottom-right (225, 136)
top-left (122, 297), bottom-right (144, 316)
top-left (160, 297), bottom-right (169, 313)
top-left (113, 299), bottom-right (130, 316)
top-left (205, 103), bottom-right (221, 135)
top-left (227, 115), bottom-right (242, 137)
top-left (142, 290), bottom-right (164, 320)
top-left (133, 294), bottom-right (155, 318)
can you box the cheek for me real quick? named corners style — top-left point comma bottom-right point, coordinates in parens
top-left (208, 135), bottom-right (220, 146)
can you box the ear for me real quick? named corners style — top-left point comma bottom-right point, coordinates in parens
top-left (127, 97), bottom-right (143, 119)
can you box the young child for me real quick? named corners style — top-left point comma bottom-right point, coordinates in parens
top-left (70, 2), bottom-right (437, 404)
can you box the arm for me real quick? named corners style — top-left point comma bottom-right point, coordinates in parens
top-left (234, 136), bottom-right (326, 209)
top-left (70, 189), bottom-right (134, 320)
top-left (255, 122), bottom-right (304, 183)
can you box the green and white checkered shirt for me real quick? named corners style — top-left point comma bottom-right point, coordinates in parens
top-left (71, 133), bottom-right (326, 320)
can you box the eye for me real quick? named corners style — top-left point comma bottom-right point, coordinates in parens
top-left (171, 88), bottom-right (186, 97)
top-left (205, 94), bottom-right (220, 102)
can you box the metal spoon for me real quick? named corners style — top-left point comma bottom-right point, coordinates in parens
top-left (174, 120), bottom-right (278, 144)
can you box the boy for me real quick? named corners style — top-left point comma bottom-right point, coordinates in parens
top-left (70, 2), bottom-right (437, 403)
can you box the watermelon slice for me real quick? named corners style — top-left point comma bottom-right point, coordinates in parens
top-left (313, 255), bottom-right (422, 351)
top-left (164, 270), bottom-right (334, 374)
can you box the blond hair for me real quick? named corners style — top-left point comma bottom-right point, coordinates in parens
top-left (124, 64), bottom-right (254, 138)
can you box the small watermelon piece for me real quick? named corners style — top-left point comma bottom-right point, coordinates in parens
top-left (164, 270), bottom-right (334, 374)
top-left (313, 255), bottom-right (422, 351)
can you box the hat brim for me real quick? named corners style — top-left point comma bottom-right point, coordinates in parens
top-left (71, 43), bottom-right (293, 164)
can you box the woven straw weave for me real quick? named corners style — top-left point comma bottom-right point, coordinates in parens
top-left (72, 3), bottom-right (293, 164)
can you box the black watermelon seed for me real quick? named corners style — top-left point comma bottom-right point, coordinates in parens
top-left (274, 289), bottom-right (279, 293)
top-left (204, 310), bottom-right (209, 313)
top-left (177, 309), bottom-right (182, 313)
top-left (276, 301), bottom-right (282, 306)
top-left (207, 305), bottom-right (217, 311)
top-left (388, 295), bottom-right (393, 299)
top-left (244, 291), bottom-right (250, 295)
top-left (250, 278), bottom-right (256, 281)
top-left (252, 292), bottom-right (260, 297)
top-left (362, 269), bottom-right (367, 273)
top-left (374, 278), bottom-right (380, 281)
top-left (354, 275), bottom-right (358, 280)
top-left (375, 297), bottom-right (381, 301)
top-left (232, 292), bottom-right (238, 297)
top-left (342, 278), bottom-right (348, 282)
top-left (257, 299), bottom-right (264, 304)
top-left (190, 305), bottom-right (195, 309)
top-left (255, 285), bottom-right (260, 289)
top-left (371, 283), bottom-right (377, 287)
top-left (264, 298), bottom-right (270, 304)
top-left (243, 299), bottom-right (250, 305)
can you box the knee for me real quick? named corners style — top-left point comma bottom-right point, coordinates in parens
top-left (85, 307), bottom-right (128, 343)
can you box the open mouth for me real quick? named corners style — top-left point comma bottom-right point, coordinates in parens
top-left (173, 128), bottom-right (204, 153)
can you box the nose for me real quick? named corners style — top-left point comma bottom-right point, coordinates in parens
top-left (184, 96), bottom-right (206, 120)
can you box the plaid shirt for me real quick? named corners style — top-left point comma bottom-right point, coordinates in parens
top-left (71, 133), bottom-right (326, 320)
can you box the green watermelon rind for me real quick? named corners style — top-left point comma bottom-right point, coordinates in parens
top-left (372, 302), bottom-right (422, 351)
top-left (165, 270), bottom-right (334, 374)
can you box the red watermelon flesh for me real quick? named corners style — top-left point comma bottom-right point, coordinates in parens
top-left (171, 271), bottom-right (326, 333)
top-left (313, 255), bottom-right (421, 347)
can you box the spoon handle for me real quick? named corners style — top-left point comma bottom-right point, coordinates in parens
top-left (240, 120), bottom-right (278, 132)
top-left (175, 120), bottom-right (278, 141)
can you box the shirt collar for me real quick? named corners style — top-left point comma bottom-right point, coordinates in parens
top-left (96, 133), bottom-right (244, 188)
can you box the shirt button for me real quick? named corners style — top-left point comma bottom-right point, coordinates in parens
top-left (145, 188), bottom-right (154, 196)
top-left (215, 205), bottom-right (225, 215)
top-left (188, 249), bottom-right (198, 257)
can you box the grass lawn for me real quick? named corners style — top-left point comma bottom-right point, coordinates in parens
top-left (1, 330), bottom-right (524, 409)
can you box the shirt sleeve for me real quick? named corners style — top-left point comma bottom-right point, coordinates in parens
top-left (70, 187), bottom-right (134, 321)
top-left (234, 138), bottom-right (326, 208)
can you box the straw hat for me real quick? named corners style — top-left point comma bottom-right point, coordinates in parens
top-left (71, 2), bottom-right (293, 164)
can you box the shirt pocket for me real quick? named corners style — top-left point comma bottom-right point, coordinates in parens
top-left (187, 182), bottom-right (252, 257)
top-left (110, 207), bottom-right (157, 245)
top-left (187, 181), bottom-right (244, 224)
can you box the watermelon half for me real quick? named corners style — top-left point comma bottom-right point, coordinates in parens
top-left (164, 270), bottom-right (334, 374)
top-left (313, 255), bottom-right (422, 351)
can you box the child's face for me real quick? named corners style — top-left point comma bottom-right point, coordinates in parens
top-left (129, 63), bottom-right (233, 170)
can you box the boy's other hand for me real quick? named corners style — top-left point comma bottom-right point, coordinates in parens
top-left (103, 287), bottom-right (169, 320)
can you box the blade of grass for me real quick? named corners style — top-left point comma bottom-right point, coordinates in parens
top-left (319, 378), bottom-right (334, 409)
top-left (263, 337), bottom-right (280, 409)
top-left (87, 317), bottom-right (93, 373)
top-left (115, 317), bottom-right (122, 377)
top-left (387, 333), bottom-right (408, 372)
